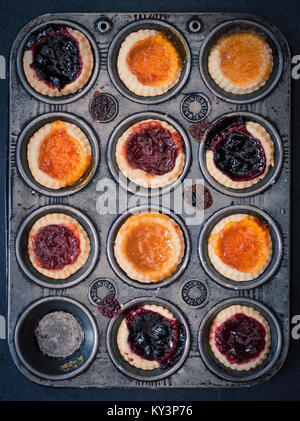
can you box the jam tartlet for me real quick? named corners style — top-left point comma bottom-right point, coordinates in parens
top-left (114, 212), bottom-right (185, 283)
top-left (27, 120), bottom-right (92, 189)
top-left (117, 29), bottom-right (182, 97)
top-left (208, 214), bottom-right (272, 282)
top-left (28, 213), bottom-right (90, 279)
top-left (205, 120), bottom-right (274, 189)
top-left (209, 305), bottom-right (271, 370)
top-left (117, 304), bottom-right (186, 370)
top-left (208, 32), bottom-right (273, 94)
top-left (116, 119), bottom-right (185, 188)
top-left (23, 24), bottom-right (94, 97)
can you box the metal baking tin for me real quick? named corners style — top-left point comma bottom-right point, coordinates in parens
top-left (7, 12), bottom-right (291, 388)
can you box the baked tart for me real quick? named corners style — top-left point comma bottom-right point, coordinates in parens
top-left (208, 214), bottom-right (272, 282)
top-left (209, 305), bottom-right (271, 370)
top-left (205, 120), bottom-right (274, 189)
top-left (114, 212), bottom-right (185, 283)
top-left (27, 120), bottom-right (92, 189)
top-left (23, 24), bottom-right (94, 97)
top-left (116, 119), bottom-right (185, 188)
top-left (117, 29), bottom-right (182, 97)
top-left (208, 32), bottom-right (273, 94)
top-left (28, 213), bottom-right (90, 279)
top-left (117, 304), bottom-right (186, 370)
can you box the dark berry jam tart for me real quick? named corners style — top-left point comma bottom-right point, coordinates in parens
top-left (27, 120), bottom-right (92, 189)
top-left (23, 24), bottom-right (94, 97)
top-left (209, 305), bottom-right (271, 370)
top-left (205, 119), bottom-right (274, 189)
top-left (117, 304), bottom-right (186, 370)
top-left (116, 119), bottom-right (185, 188)
top-left (28, 213), bottom-right (90, 279)
top-left (208, 214), bottom-right (272, 282)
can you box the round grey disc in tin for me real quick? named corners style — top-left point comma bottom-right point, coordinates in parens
top-left (198, 112), bottom-right (283, 198)
top-left (198, 297), bottom-right (282, 383)
top-left (16, 112), bottom-right (100, 197)
top-left (106, 205), bottom-right (191, 290)
top-left (16, 19), bottom-right (100, 105)
top-left (107, 111), bottom-right (191, 197)
top-left (199, 19), bottom-right (283, 104)
top-left (14, 296), bottom-right (99, 381)
top-left (107, 19), bottom-right (191, 105)
top-left (198, 205), bottom-right (283, 290)
top-left (15, 204), bottom-right (100, 289)
top-left (106, 296), bottom-right (190, 382)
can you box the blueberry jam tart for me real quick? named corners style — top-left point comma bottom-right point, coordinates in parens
top-left (116, 119), bottom-right (185, 188)
top-left (209, 305), bottom-right (271, 371)
top-left (23, 24), bottom-right (94, 97)
top-left (117, 304), bottom-right (186, 370)
top-left (205, 116), bottom-right (274, 189)
top-left (28, 213), bottom-right (90, 279)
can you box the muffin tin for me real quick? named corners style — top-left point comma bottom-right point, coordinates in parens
top-left (7, 12), bottom-right (290, 388)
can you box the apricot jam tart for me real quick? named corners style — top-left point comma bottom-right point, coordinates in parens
top-left (117, 304), bottom-right (186, 370)
top-left (27, 120), bottom-right (92, 190)
top-left (205, 119), bottom-right (274, 189)
top-left (116, 119), bottom-right (185, 188)
top-left (208, 32), bottom-right (273, 94)
top-left (23, 24), bottom-right (94, 97)
top-left (208, 214), bottom-right (272, 282)
top-left (114, 212), bottom-right (185, 283)
top-left (117, 29), bottom-right (182, 96)
top-left (28, 213), bottom-right (90, 279)
top-left (209, 305), bottom-right (271, 370)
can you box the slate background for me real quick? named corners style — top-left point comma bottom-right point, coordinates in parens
top-left (0, 0), bottom-right (299, 401)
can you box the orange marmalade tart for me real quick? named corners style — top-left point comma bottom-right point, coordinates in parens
top-left (117, 29), bottom-right (182, 96)
top-left (208, 32), bottom-right (273, 94)
top-left (209, 305), bottom-right (271, 371)
top-left (208, 214), bottom-right (272, 281)
top-left (23, 24), bottom-right (94, 97)
top-left (116, 119), bottom-right (185, 188)
top-left (117, 304), bottom-right (186, 371)
top-left (28, 213), bottom-right (90, 279)
top-left (114, 212), bottom-right (185, 283)
top-left (27, 120), bottom-right (92, 189)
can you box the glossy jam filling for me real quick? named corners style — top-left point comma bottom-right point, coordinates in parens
top-left (38, 121), bottom-right (91, 186)
top-left (215, 313), bottom-right (266, 364)
top-left (123, 221), bottom-right (173, 272)
top-left (26, 25), bottom-right (82, 90)
top-left (208, 123), bottom-right (266, 181)
top-left (125, 121), bottom-right (181, 175)
top-left (126, 33), bottom-right (182, 87)
top-left (32, 224), bottom-right (80, 270)
top-left (218, 32), bottom-right (271, 87)
top-left (126, 306), bottom-right (185, 367)
top-left (211, 215), bottom-right (270, 273)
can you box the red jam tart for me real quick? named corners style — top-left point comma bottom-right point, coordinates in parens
top-left (27, 120), bottom-right (92, 190)
top-left (117, 304), bottom-right (186, 370)
top-left (28, 213), bottom-right (90, 279)
top-left (116, 119), bottom-right (185, 188)
top-left (209, 305), bottom-right (271, 370)
top-left (205, 118), bottom-right (274, 189)
top-left (23, 24), bottom-right (94, 97)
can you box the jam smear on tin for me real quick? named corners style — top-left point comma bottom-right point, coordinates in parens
top-left (32, 224), bottom-right (80, 270)
top-left (125, 306), bottom-right (185, 368)
top-left (89, 91), bottom-right (114, 122)
top-left (125, 121), bottom-right (181, 176)
top-left (97, 294), bottom-right (121, 318)
top-left (206, 121), bottom-right (266, 182)
top-left (26, 25), bottom-right (82, 90)
top-left (215, 313), bottom-right (266, 364)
